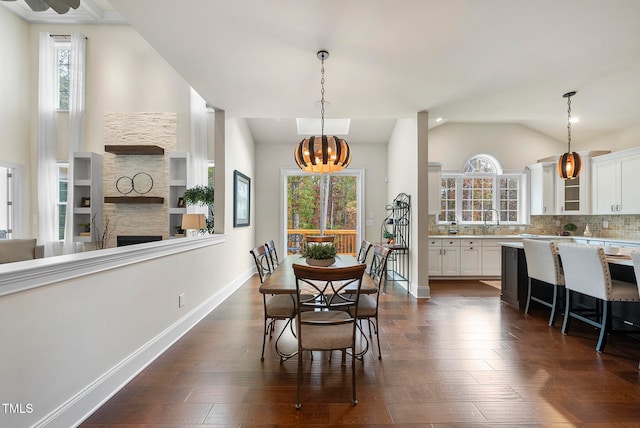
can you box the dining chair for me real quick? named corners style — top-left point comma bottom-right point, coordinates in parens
top-left (292, 262), bottom-right (367, 409)
top-left (250, 244), bottom-right (296, 361)
top-left (356, 239), bottom-right (373, 263)
top-left (557, 243), bottom-right (640, 352)
top-left (287, 233), bottom-right (304, 254)
top-left (306, 235), bottom-right (335, 244)
top-left (522, 239), bottom-right (565, 326)
top-left (351, 244), bottom-right (390, 359)
top-left (265, 239), bottom-right (280, 269)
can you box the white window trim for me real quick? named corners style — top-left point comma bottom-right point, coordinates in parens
top-left (280, 167), bottom-right (365, 258)
top-left (438, 170), bottom-right (527, 225)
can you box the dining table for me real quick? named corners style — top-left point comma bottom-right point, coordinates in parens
top-left (258, 254), bottom-right (377, 295)
top-left (258, 254), bottom-right (377, 360)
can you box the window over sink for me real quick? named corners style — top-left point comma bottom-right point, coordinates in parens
top-left (438, 154), bottom-right (526, 225)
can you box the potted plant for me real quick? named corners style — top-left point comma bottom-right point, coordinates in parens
top-left (302, 242), bottom-right (337, 267)
top-left (383, 230), bottom-right (395, 245)
top-left (182, 185), bottom-right (215, 233)
top-left (78, 222), bottom-right (91, 232)
top-left (561, 223), bottom-right (577, 236)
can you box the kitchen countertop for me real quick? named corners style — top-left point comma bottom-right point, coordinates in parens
top-left (428, 234), bottom-right (640, 246)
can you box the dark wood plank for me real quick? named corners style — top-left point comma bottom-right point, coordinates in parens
top-left (104, 145), bottom-right (165, 155)
top-left (80, 278), bottom-right (640, 427)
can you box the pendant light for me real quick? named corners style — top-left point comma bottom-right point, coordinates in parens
top-left (294, 50), bottom-right (351, 174)
top-left (558, 91), bottom-right (582, 180)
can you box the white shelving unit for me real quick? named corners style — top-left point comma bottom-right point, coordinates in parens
top-left (169, 152), bottom-right (188, 237)
top-left (72, 152), bottom-right (103, 243)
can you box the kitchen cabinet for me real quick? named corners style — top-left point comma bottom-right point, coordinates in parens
top-left (501, 245), bottom-right (528, 310)
top-left (591, 147), bottom-right (640, 214)
top-left (528, 162), bottom-right (555, 215)
top-left (428, 162), bottom-right (442, 215)
top-left (428, 238), bottom-right (460, 276)
top-left (554, 150), bottom-right (609, 215)
top-left (460, 239), bottom-right (481, 276)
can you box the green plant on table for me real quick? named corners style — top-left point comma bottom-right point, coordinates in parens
top-left (563, 223), bottom-right (577, 234)
top-left (182, 185), bottom-right (215, 233)
top-left (302, 243), bottom-right (337, 260)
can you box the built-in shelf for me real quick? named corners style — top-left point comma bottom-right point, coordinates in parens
top-left (104, 196), bottom-right (165, 204)
top-left (104, 145), bottom-right (165, 155)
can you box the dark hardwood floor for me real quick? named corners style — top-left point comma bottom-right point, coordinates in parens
top-left (81, 278), bottom-right (640, 427)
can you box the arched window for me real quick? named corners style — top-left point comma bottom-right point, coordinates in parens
top-left (439, 154), bottom-right (524, 225)
top-left (462, 154), bottom-right (502, 174)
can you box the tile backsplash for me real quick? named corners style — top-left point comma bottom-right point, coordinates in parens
top-left (429, 215), bottom-right (640, 241)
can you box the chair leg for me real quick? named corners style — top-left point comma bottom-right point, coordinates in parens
top-left (561, 289), bottom-right (572, 334)
top-left (548, 283), bottom-right (559, 327)
top-left (295, 349), bottom-right (302, 409)
top-left (372, 317), bottom-right (382, 360)
top-left (524, 277), bottom-right (533, 315)
top-left (596, 301), bottom-right (611, 353)
top-left (351, 345), bottom-right (358, 405)
top-left (261, 316), bottom-right (268, 361)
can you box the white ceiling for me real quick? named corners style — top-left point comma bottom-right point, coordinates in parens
top-left (6, 0), bottom-right (640, 146)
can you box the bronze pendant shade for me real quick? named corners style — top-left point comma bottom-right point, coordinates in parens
top-left (294, 50), bottom-right (351, 174)
top-left (294, 135), bottom-right (351, 174)
top-left (558, 151), bottom-right (582, 180)
top-left (558, 91), bottom-right (582, 180)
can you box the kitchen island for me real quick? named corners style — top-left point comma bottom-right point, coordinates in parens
top-left (500, 240), bottom-right (640, 328)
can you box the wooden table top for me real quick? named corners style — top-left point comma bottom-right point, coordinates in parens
top-left (258, 254), bottom-right (377, 295)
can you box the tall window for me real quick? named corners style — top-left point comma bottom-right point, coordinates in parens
top-left (56, 41), bottom-right (70, 110)
top-left (439, 154), bottom-right (525, 224)
top-left (57, 163), bottom-right (68, 240)
top-left (0, 166), bottom-right (13, 239)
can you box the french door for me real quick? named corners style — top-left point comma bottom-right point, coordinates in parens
top-left (282, 168), bottom-right (363, 255)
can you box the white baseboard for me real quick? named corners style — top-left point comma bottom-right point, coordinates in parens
top-left (34, 267), bottom-right (255, 428)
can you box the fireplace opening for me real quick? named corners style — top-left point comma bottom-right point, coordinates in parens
top-left (117, 235), bottom-right (163, 247)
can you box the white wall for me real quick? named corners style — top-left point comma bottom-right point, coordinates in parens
top-left (428, 123), bottom-right (563, 171)
top-left (581, 123), bottom-right (640, 153)
top-left (254, 141), bottom-right (388, 257)
top-left (22, 24), bottom-right (193, 240)
top-left (0, 16), bottom-right (258, 428)
top-left (0, 7), bottom-right (32, 236)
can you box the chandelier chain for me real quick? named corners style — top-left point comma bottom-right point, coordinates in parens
top-left (320, 57), bottom-right (325, 137)
top-left (566, 94), bottom-right (572, 152)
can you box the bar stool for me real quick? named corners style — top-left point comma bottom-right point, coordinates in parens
top-left (558, 243), bottom-right (640, 353)
top-left (522, 239), bottom-right (564, 326)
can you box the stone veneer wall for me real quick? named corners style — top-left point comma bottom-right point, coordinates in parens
top-left (103, 112), bottom-right (177, 248)
top-left (428, 214), bottom-right (640, 241)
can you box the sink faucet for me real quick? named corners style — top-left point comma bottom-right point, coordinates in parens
top-left (482, 209), bottom-right (500, 235)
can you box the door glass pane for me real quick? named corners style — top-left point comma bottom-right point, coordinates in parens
top-left (287, 174), bottom-right (357, 255)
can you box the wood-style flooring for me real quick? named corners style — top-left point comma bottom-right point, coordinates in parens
top-left (81, 278), bottom-right (640, 427)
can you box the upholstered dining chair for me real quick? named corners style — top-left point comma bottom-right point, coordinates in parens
top-left (356, 239), bottom-right (373, 264)
top-left (351, 244), bottom-right (391, 359)
top-left (250, 244), bottom-right (296, 361)
top-left (265, 239), bottom-right (280, 269)
top-left (557, 243), bottom-right (640, 352)
top-left (292, 262), bottom-right (367, 409)
top-left (522, 239), bottom-right (565, 326)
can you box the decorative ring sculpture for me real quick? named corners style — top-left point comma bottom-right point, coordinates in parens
top-left (115, 172), bottom-right (154, 195)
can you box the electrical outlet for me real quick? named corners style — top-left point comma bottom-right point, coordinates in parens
top-left (555, 220), bottom-right (561, 227)
top-left (603, 220), bottom-right (609, 229)
top-left (178, 293), bottom-right (185, 308)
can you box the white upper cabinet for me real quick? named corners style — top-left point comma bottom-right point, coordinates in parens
top-left (528, 162), bottom-right (555, 215)
top-left (592, 147), bottom-right (640, 215)
top-left (554, 150), bottom-right (609, 215)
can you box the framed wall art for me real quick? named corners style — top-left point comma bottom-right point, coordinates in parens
top-left (233, 170), bottom-right (251, 227)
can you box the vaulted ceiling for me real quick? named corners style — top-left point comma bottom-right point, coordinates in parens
top-left (5, 0), bottom-right (640, 146)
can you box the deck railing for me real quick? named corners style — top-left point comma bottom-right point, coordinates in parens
top-left (287, 229), bottom-right (357, 255)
